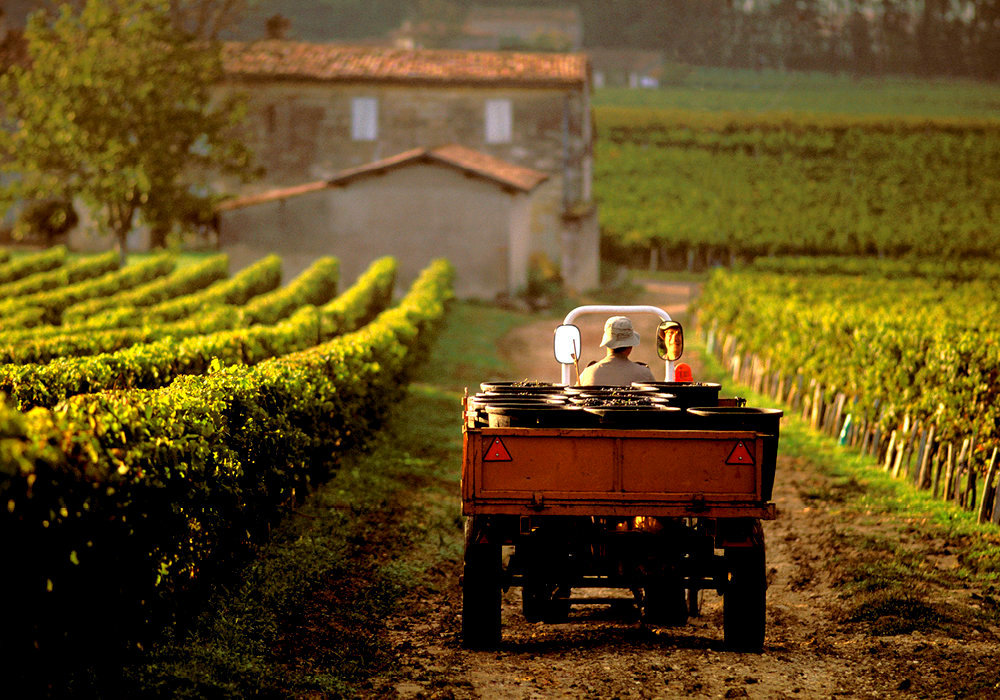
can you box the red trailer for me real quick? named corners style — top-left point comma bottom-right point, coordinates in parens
top-left (460, 305), bottom-right (781, 650)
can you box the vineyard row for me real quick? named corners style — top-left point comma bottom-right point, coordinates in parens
top-left (593, 108), bottom-right (1000, 264)
top-left (0, 256), bottom-right (341, 365)
top-left (1, 257), bottom-right (454, 667)
top-left (695, 268), bottom-right (1000, 523)
top-left (0, 256), bottom-right (397, 410)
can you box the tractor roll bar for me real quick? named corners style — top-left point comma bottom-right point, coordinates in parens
top-left (560, 304), bottom-right (675, 385)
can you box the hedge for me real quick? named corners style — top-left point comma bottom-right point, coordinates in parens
top-left (0, 258), bottom-right (453, 682)
top-left (61, 254), bottom-right (230, 324)
top-left (0, 249), bottom-right (117, 302)
top-left (76, 254), bottom-right (282, 329)
top-left (0, 253), bottom-right (174, 324)
top-left (317, 255), bottom-right (397, 333)
top-left (743, 255), bottom-right (1000, 281)
top-left (0, 245), bottom-right (66, 286)
top-left (0, 306), bottom-right (48, 331)
top-left (0, 256), bottom-right (398, 409)
top-left (238, 256), bottom-right (340, 326)
top-left (0, 306), bottom-right (241, 365)
top-left (2, 258), bottom-right (338, 365)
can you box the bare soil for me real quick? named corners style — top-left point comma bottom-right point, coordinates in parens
top-left (366, 282), bottom-right (1000, 700)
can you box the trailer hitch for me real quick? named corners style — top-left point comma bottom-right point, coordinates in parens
top-left (531, 491), bottom-right (545, 511)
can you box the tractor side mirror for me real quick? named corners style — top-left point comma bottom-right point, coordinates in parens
top-left (554, 324), bottom-right (582, 365)
top-left (656, 321), bottom-right (684, 361)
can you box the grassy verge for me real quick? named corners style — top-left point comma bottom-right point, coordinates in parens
top-left (104, 301), bottom-right (528, 697)
top-left (697, 338), bottom-right (1000, 639)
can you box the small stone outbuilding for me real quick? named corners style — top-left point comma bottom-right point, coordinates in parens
top-left (218, 41), bottom-right (599, 293)
top-left (217, 144), bottom-right (595, 300)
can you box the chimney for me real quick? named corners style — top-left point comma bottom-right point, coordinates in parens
top-left (266, 14), bottom-right (291, 40)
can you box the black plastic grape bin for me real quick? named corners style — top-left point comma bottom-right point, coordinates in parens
top-left (685, 406), bottom-right (782, 500)
top-left (632, 381), bottom-right (722, 408)
top-left (485, 405), bottom-right (598, 428)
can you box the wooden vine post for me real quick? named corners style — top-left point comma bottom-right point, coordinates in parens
top-left (977, 448), bottom-right (998, 524)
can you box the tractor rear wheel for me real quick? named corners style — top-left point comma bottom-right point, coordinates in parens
top-left (462, 520), bottom-right (502, 649)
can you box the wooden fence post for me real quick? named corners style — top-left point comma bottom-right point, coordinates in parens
top-left (965, 467), bottom-right (977, 512)
top-left (977, 448), bottom-right (998, 524)
top-left (942, 443), bottom-right (955, 502)
top-left (954, 439), bottom-right (971, 506)
top-left (883, 430), bottom-right (898, 472)
top-left (903, 420), bottom-right (921, 478)
top-left (932, 446), bottom-right (944, 499)
top-left (809, 382), bottom-right (821, 427)
top-left (916, 425), bottom-right (936, 489)
top-left (992, 456), bottom-right (1000, 526)
top-left (785, 376), bottom-right (798, 408)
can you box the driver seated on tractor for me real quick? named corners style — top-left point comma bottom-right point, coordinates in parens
top-left (579, 316), bottom-right (655, 386)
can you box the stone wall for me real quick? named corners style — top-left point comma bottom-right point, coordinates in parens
top-left (221, 80), bottom-right (592, 210)
top-left (218, 161), bottom-right (541, 300)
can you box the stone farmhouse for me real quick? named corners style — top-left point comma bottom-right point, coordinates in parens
top-left (216, 41), bottom-right (598, 299)
top-left (218, 144), bottom-right (554, 299)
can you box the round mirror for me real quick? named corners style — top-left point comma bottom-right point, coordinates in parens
top-left (656, 321), bottom-right (683, 361)
top-left (554, 324), bottom-right (583, 365)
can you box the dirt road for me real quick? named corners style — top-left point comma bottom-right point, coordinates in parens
top-left (368, 282), bottom-right (1000, 699)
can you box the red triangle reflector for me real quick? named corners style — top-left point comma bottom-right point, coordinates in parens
top-left (483, 437), bottom-right (512, 462)
top-left (726, 440), bottom-right (755, 466)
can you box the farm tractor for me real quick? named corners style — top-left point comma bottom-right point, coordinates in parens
top-left (460, 305), bottom-right (781, 651)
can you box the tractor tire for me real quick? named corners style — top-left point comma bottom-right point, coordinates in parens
top-left (462, 519), bottom-right (502, 649)
top-left (723, 544), bottom-right (766, 652)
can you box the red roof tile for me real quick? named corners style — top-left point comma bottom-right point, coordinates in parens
top-left (221, 41), bottom-right (588, 86)
top-left (428, 144), bottom-right (549, 191)
top-left (218, 144), bottom-right (549, 211)
top-left (327, 144), bottom-right (548, 191)
top-left (215, 180), bottom-right (329, 211)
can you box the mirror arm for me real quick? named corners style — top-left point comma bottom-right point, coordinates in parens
top-left (571, 339), bottom-right (581, 385)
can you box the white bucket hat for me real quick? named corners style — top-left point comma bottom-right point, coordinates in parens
top-left (600, 316), bottom-right (640, 349)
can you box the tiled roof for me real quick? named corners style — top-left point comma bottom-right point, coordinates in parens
top-left (221, 41), bottom-right (588, 86)
top-left (329, 144), bottom-right (549, 191)
top-left (426, 144), bottom-right (550, 191)
top-left (215, 181), bottom-right (329, 212)
top-left (218, 144), bottom-right (548, 212)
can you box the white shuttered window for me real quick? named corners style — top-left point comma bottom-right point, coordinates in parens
top-left (485, 99), bottom-right (512, 144)
top-left (351, 97), bottom-right (378, 141)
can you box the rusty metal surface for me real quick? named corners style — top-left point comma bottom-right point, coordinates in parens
top-left (462, 426), bottom-right (775, 519)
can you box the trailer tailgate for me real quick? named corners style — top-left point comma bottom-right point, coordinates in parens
top-left (463, 427), bottom-right (776, 519)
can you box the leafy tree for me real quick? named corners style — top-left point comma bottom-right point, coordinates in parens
top-left (14, 197), bottom-right (79, 243)
top-left (0, 0), bottom-right (254, 258)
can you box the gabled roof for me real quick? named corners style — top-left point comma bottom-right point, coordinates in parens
top-left (221, 41), bottom-right (588, 87)
top-left (329, 144), bottom-right (549, 191)
top-left (218, 144), bottom-right (548, 212)
top-left (216, 181), bottom-right (329, 212)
